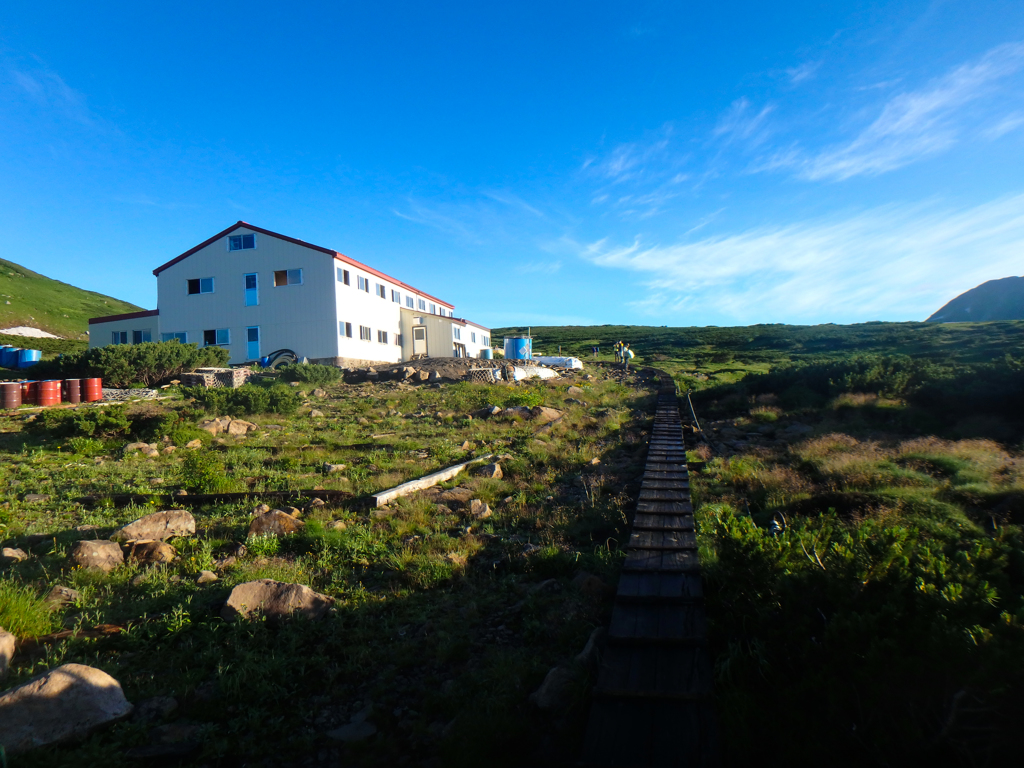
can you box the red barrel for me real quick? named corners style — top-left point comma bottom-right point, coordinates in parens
top-left (37, 380), bottom-right (60, 407)
top-left (63, 379), bottom-right (81, 404)
top-left (1, 382), bottom-right (21, 409)
top-left (83, 377), bottom-right (103, 402)
top-left (21, 381), bottom-right (36, 405)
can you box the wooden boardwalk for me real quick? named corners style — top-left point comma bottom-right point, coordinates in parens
top-left (580, 372), bottom-right (717, 767)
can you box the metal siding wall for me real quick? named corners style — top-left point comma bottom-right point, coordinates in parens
top-left (88, 316), bottom-right (162, 349)
top-left (156, 230), bottom-right (339, 364)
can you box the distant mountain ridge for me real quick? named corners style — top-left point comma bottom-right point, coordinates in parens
top-left (0, 257), bottom-right (141, 339)
top-left (927, 276), bottom-right (1024, 323)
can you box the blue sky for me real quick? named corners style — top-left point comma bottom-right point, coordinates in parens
top-left (2, 1), bottom-right (1024, 328)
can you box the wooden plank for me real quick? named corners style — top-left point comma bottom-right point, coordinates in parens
top-left (638, 488), bottom-right (691, 501)
top-left (623, 548), bottom-right (700, 572)
top-left (372, 454), bottom-right (493, 506)
top-left (632, 514), bottom-right (694, 531)
top-left (629, 530), bottom-right (697, 550)
top-left (635, 501), bottom-right (693, 513)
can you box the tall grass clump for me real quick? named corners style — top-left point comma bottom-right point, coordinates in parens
top-left (0, 580), bottom-right (59, 637)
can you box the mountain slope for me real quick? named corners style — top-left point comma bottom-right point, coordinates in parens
top-left (0, 258), bottom-right (142, 339)
top-left (927, 276), bottom-right (1024, 323)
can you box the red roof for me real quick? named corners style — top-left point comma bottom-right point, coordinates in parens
top-left (88, 309), bottom-right (159, 325)
top-left (152, 221), bottom-right (454, 309)
top-left (453, 317), bottom-right (491, 331)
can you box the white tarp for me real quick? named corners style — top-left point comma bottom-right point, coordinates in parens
top-left (513, 366), bottom-right (558, 380)
top-left (531, 356), bottom-right (584, 369)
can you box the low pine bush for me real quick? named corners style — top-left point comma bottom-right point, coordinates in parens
top-left (30, 340), bottom-right (230, 387)
top-left (183, 383), bottom-right (300, 416)
top-left (26, 404), bottom-right (132, 439)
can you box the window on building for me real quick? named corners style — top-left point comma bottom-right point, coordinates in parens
top-left (417, 298), bottom-right (426, 310)
top-left (357, 276), bottom-right (368, 292)
top-left (244, 273), bottom-right (258, 306)
top-left (406, 296), bottom-right (414, 308)
top-left (339, 321), bottom-right (353, 337)
top-left (132, 329), bottom-right (153, 344)
top-left (453, 327), bottom-right (461, 340)
top-left (429, 303), bottom-right (436, 314)
top-left (395, 334), bottom-right (402, 346)
top-left (203, 328), bottom-right (230, 346)
top-left (161, 332), bottom-right (187, 343)
top-left (359, 325), bottom-right (372, 341)
top-left (274, 269), bottom-right (303, 287)
top-left (373, 283), bottom-right (385, 299)
top-left (337, 267), bottom-right (350, 285)
top-left (482, 335), bottom-right (490, 347)
top-left (187, 277), bottom-right (214, 295)
top-left (377, 330), bottom-right (388, 344)
top-left (392, 289), bottom-right (401, 303)
top-left (111, 331), bottom-right (128, 345)
top-left (470, 332), bottom-right (476, 343)
top-left (229, 234), bottom-right (256, 251)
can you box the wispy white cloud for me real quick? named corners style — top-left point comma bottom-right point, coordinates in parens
top-left (392, 200), bottom-right (481, 242)
top-left (7, 63), bottom-right (110, 130)
top-left (712, 98), bottom-right (775, 146)
top-left (583, 128), bottom-right (675, 185)
top-left (578, 194), bottom-right (1024, 323)
top-left (983, 112), bottom-right (1024, 139)
top-left (767, 41), bottom-right (1024, 180)
top-left (785, 60), bottom-right (820, 84)
top-left (483, 191), bottom-right (545, 217)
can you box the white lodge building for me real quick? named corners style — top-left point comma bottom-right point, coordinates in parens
top-left (88, 222), bottom-right (491, 367)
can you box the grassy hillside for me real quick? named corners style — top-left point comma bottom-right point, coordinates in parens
top-left (0, 257), bottom-right (142, 340)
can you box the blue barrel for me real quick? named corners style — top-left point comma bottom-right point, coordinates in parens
top-left (503, 337), bottom-right (532, 360)
top-left (17, 349), bottom-right (42, 369)
top-left (479, 348), bottom-right (493, 360)
top-left (0, 347), bottom-right (20, 369)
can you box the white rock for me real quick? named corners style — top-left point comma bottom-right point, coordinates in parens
top-left (0, 627), bottom-right (14, 679)
top-left (0, 663), bottom-right (133, 754)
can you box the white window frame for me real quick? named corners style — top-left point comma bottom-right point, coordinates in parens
top-left (357, 276), bottom-right (369, 292)
top-left (417, 298), bottom-right (426, 310)
top-left (228, 233), bottom-right (257, 251)
top-left (132, 329), bottom-right (153, 344)
top-left (203, 328), bottom-right (230, 347)
top-left (453, 327), bottom-right (461, 340)
top-left (359, 325), bottom-right (372, 341)
top-left (377, 330), bottom-right (388, 344)
top-left (406, 296), bottom-right (414, 308)
top-left (391, 289), bottom-right (400, 303)
top-left (161, 332), bottom-right (187, 343)
top-left (112, 331), bottom-right (128, 345)
top-left (340, 321), bottom-right (353, 338)
top-left (188, 277), bottom-right (215, 295)
top-left (337, 267), bottom-right (350, 285)
top-left (274, 269), bottom-right (303, 287)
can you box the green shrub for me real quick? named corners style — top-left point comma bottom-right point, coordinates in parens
top-left (501, 389), bottom-right (542, 408)
top-left (0, 581), bottom-right (59, 637)
top-left (278, 362), bottom-right (341, 386)
top-left (30, 340), bottom-right (230, 387)
top-left (184, 383), bottom-right (299, 416)
top-left (26, 405), bottom-right (131, 439)
top-left (179, 450), bottom-right (227, 493)
top-left (246, 533), bottom-right (281, 557)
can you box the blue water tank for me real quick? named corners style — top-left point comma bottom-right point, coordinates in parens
top-left (504, 337), bottom-right (532, 360)
top-left (17, 349), bottom-right (42, 369)
top-left (0, 347), bottom-right (18, 369)
top-left (480, 348), bottom-right (493, 360)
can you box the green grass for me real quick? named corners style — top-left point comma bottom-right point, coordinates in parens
top-left (0, 256), bottom-right (141, 341)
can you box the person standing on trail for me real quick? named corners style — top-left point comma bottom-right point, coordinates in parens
top-left (623, 344), bottom-right (635, 371)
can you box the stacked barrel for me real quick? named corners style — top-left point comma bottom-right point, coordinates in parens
top-left (0, 377), bottom-right (103, 410)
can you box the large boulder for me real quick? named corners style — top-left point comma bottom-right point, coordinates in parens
top-left (128, 541), bottom-right (176, 566)
top-left (227, 419), bottom-right (257, 436)
top-left (70, 540), bottom-right (124, 572)
top-left (221, 579), bottom-right (332, 622)
top-left (0, 626), bottom-right (14, 680)
top-left (0, 663), bottom-right (133, 754)
top-left (530, 406), bottom-right (563, 424)
top-left (473, 463), bottom-right (503, 479)
top-left (248, 510), bottom-right (305, 537)
top-left (114, 510), bottom-right (195, 542)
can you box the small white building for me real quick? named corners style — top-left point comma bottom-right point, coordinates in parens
top-left (89, 222), bottom-right (491, 367)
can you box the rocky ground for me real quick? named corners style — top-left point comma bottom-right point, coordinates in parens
top-left (0, 363), bottom-right (661, 767)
